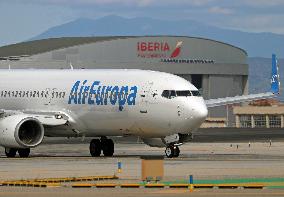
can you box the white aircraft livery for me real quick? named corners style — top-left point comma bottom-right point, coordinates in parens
top-left (0, 54), bottom-right (280, 158)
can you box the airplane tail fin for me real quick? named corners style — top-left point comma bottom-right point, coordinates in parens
top-left (271, 54), bottom-right (280, 94)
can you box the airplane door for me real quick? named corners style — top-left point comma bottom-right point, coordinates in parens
top-left (43, 88), bottom-right (51, 106)
top-left (44, 88), bottom-right (57, 106)
top-left (140, 81), bottom-right (157, 114)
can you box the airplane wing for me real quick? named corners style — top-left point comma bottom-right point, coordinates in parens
top-left (205, 92), bottom-right (276, 108)
top-left (23, 111), bottom-right (69, 126)
top-left (205, 54), bottom-right (280, 108)
top-left (1, 110), bottom-right (69, 126)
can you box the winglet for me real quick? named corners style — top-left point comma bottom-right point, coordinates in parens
top-left (271, 54), bottom-right (280, 94)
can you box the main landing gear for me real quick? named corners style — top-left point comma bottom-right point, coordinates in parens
top-left (5, 148), bottom-right (30, 158)
top-left (89, 138), bottom-right (114, 157)
top-left (165, 145), bottom-right (180, 158)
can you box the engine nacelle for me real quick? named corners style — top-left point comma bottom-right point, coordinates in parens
top-left (0, 114), bottom-right (44, 148)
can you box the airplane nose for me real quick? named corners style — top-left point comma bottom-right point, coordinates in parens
top-left (188, 100), bottom-right (208, 126)
top-left (196, 104), bottom-right (208, 120)
top-left (180, 98), bottom-right (208, 133)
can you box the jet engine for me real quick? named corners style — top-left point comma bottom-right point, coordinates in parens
top-left (0, 114), bottom-right (44, 148)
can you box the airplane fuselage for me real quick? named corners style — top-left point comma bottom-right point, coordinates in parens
top-left (0, 69), bottom-right (208, 139)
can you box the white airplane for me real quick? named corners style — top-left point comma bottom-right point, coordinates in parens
top-left (0, 54), bottom-right (280, 158)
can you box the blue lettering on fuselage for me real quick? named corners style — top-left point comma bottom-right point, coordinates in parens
top-left (68, 80), bottom-right (138, 110)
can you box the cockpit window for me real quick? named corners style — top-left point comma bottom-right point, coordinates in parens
top-left (161, 90), bottom-right (169, 98)
top-left (191, 90), bottom-right (201, 96)
top-left (176, 91), bottom-right (191, 97)
top-left (162, 90), bottom-right (201, 99)
top-left (162, 90), bottom-right (176, 99)
top-left (169, 90), bottom-right (176, 98)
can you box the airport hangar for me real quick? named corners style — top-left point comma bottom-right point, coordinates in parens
top-left (0, 36), bottom-right (248, 125)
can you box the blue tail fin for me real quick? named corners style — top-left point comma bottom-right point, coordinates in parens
top-left (271, 54), bottom-right (280, 94)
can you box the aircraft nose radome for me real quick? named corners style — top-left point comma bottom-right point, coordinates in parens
top-left (192, 101), bottom-right (208, 124)
top-left (197, 104), bottom-right (208, 119)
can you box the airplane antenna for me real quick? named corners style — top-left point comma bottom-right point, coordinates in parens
top-left (8, 64), bottom-right (11, 70)
top-left (69, 62), bottom-right (74, 70)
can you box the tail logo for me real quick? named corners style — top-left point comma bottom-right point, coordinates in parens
top-left (271, 54), bottom-right (280, 94)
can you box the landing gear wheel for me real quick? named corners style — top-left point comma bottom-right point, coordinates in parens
top-left (165, 146), bottom-right (174, 158)
top-left (18, 148), bottom-right (30, 158)
top-left (102, 139), bottom-right (114, 157)
top-left (173, 146), bottom-right (180, 157)
top-left (165, 145), bottom-right (180, 158)
top-left (5, 148), bottom-right (17, 158)
top-left (89, 139), bottom-right (101, 157)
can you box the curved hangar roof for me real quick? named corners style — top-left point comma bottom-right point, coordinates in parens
top-left (0, 36), bottom-right (248, 75)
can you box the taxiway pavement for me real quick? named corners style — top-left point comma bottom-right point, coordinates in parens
top-left (0, 142), bottom-right (284, 196)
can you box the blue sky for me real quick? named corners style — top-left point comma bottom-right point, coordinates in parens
top-left (0, 0), bottom-right (284, 46)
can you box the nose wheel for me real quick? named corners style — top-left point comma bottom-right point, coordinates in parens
top-left (165, 145), bottom-right (180, 158)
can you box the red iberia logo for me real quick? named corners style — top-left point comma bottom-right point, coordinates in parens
top-left (170, 41), bottom-right (183, 58)
top-left (137, 41), bottom-right (182, 59)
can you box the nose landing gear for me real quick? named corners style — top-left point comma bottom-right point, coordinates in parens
top-left (165, 145), bottom-right (180, 158)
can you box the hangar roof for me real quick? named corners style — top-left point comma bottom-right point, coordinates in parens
top-left (0, 36), bottom-right (247, 57)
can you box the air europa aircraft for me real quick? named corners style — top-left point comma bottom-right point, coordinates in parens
top-left (0, 54), bottom-right (280, 158)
